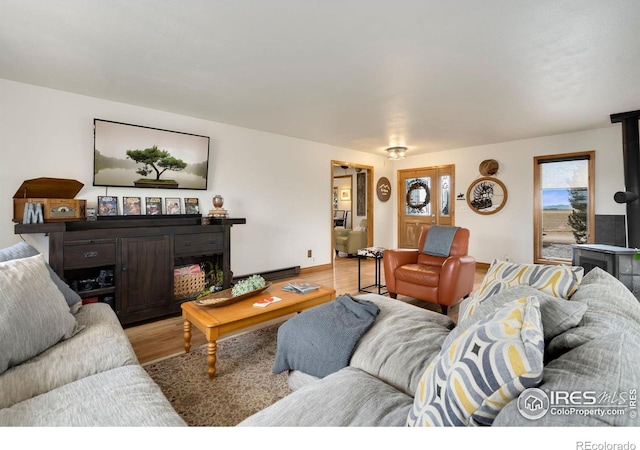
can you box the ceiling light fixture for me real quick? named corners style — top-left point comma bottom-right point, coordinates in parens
top-left (386, 146), bottom-right (407, 160)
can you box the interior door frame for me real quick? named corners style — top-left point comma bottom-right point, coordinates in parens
top-left (331, 160), bottom-right (374, 264)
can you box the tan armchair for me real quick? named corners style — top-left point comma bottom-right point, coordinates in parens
top-left (383, 225), bottom-right (476, 315)
top-left (334, 219), bottom-right (367, 256)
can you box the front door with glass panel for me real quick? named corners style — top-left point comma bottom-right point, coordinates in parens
top-left (397, 166), bottom-right (454, 249)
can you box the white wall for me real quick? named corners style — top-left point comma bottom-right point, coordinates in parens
top-left (0, 79), bottom-right (395, 275)
top-left (1, 79), bottom-right (627, 270)
top-left (392, 127), bottom-right (627, 264)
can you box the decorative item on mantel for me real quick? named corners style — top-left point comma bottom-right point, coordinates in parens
top-left (209, 195), bottom-right (229, 218)
top-left (13, 177), bottom-right (87, 223)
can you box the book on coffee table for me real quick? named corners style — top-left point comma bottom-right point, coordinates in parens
top-left (282, 281), bottom-right (321, 294)
top-left (253, 296), bottom-right (282, 308)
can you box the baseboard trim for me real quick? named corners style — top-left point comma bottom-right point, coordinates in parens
top-left (300, 263), bottom-right (333, 274)
top-left (235, 261), bottom-right (489, 280)
top-left (233, 266), bottom-right (301, 282)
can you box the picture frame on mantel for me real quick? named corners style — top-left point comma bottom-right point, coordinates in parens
top-left (184, 197), bottom-right (200, 215)
top-left (166, 197), bottom-right (181, 215)
top-left (97, 196), bottom-right (118, 216)
top-left (145, 197), bottom-right (163, 215)
top-left (122, 196), bottom-right (141, 215)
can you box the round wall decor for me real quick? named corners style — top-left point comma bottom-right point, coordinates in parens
top-left (376, 177), bottom-right (392, 202)
top-left (466, 177), bottom-right (508, 215)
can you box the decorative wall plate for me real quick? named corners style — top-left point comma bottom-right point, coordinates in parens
top-left (376, 177), bottom-right (391, 202)
top-left (466, 177), bottom-right (508, 215)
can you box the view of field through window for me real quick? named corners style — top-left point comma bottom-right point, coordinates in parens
top-left (540, 159), bottom-right (590, 261)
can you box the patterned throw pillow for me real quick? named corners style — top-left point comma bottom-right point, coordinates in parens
top-left (460, 259), bottom-right (583, 321)
top-left (407, 296), bottom-right (544, 426)
top-left (459, 285), bottom-right (587, 345)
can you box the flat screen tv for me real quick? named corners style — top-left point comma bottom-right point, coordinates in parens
top-left (93, 119), bottom-right (210, 190)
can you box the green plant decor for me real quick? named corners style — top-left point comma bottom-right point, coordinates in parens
top-left (231, 275), bottom-right (266, 296)
top-left (205, 263), bottom-right (223, 285)
top-left (195, 262), bottom-right (225, 299)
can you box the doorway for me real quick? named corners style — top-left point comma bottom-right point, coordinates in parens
top-left (333, 174), bottom-right (353, 228)
top-left (397, 165), bottom-right (455, 248)
top-left (331, 161), bottom-right (374, 260)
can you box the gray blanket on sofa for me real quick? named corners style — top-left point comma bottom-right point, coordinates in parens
top-left (272, 294), bottom-right (380, 378)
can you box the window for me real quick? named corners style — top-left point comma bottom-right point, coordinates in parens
top-left (405, 177), bottom-right (431, 216)
top-left (533, 151), bottom-right (595, 264)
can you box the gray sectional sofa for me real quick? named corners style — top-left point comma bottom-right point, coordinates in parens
top-left (3, 238), bottom-right (639, 428)
top-left (0, 242), bottom-right (185, 426)
top-left (240, 260), bottom-right (640, 427)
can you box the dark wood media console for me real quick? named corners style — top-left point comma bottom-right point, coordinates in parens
top-left (15, 216), bottom-right (246, 325)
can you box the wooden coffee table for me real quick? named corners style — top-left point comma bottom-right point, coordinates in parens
top-left (181, 280), bottom-right (336, 379)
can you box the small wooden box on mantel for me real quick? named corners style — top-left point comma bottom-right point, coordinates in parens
top-left (13, 177), bottom-right (87, 223)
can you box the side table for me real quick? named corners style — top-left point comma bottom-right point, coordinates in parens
top-left (357, 246), bottom-right (387, 295)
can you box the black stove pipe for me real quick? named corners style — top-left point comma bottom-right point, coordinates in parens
top-left (610, 110), bottom-right (640, 249)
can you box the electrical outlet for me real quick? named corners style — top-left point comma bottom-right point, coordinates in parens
top-left (307, 249), bottom-right (312, 258)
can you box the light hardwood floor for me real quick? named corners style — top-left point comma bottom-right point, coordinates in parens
top-left (125, 256), bottom-right (487, 364)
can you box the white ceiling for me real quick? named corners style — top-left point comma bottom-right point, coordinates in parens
top-left (2, 0), bottom-right (640, 157)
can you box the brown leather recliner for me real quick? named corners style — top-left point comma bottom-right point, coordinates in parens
top-left (383, 225), bottom-right (476, 315)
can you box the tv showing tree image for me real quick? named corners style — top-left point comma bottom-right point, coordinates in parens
top-left (93, 119), bottom-right (210, 190)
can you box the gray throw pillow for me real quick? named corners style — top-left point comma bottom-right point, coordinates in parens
top-left (458, 285), bottom-right (587, 346)
top-left (547, 267), bottom-right (640, 356)
top-left (0, 254), bottom-right (80, 375)
top-left (494, 331), bottom-right (640, 426)
top-left (0, 241), bottom-right (81, 314)
top-left (460, 259), bottom-right (584, 322)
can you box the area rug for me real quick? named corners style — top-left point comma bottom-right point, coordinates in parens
top-left (144, 324), bottom-right (291, 426)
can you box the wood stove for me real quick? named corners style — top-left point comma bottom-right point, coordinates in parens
top-left (572, 244), bottom-right (639, 296)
